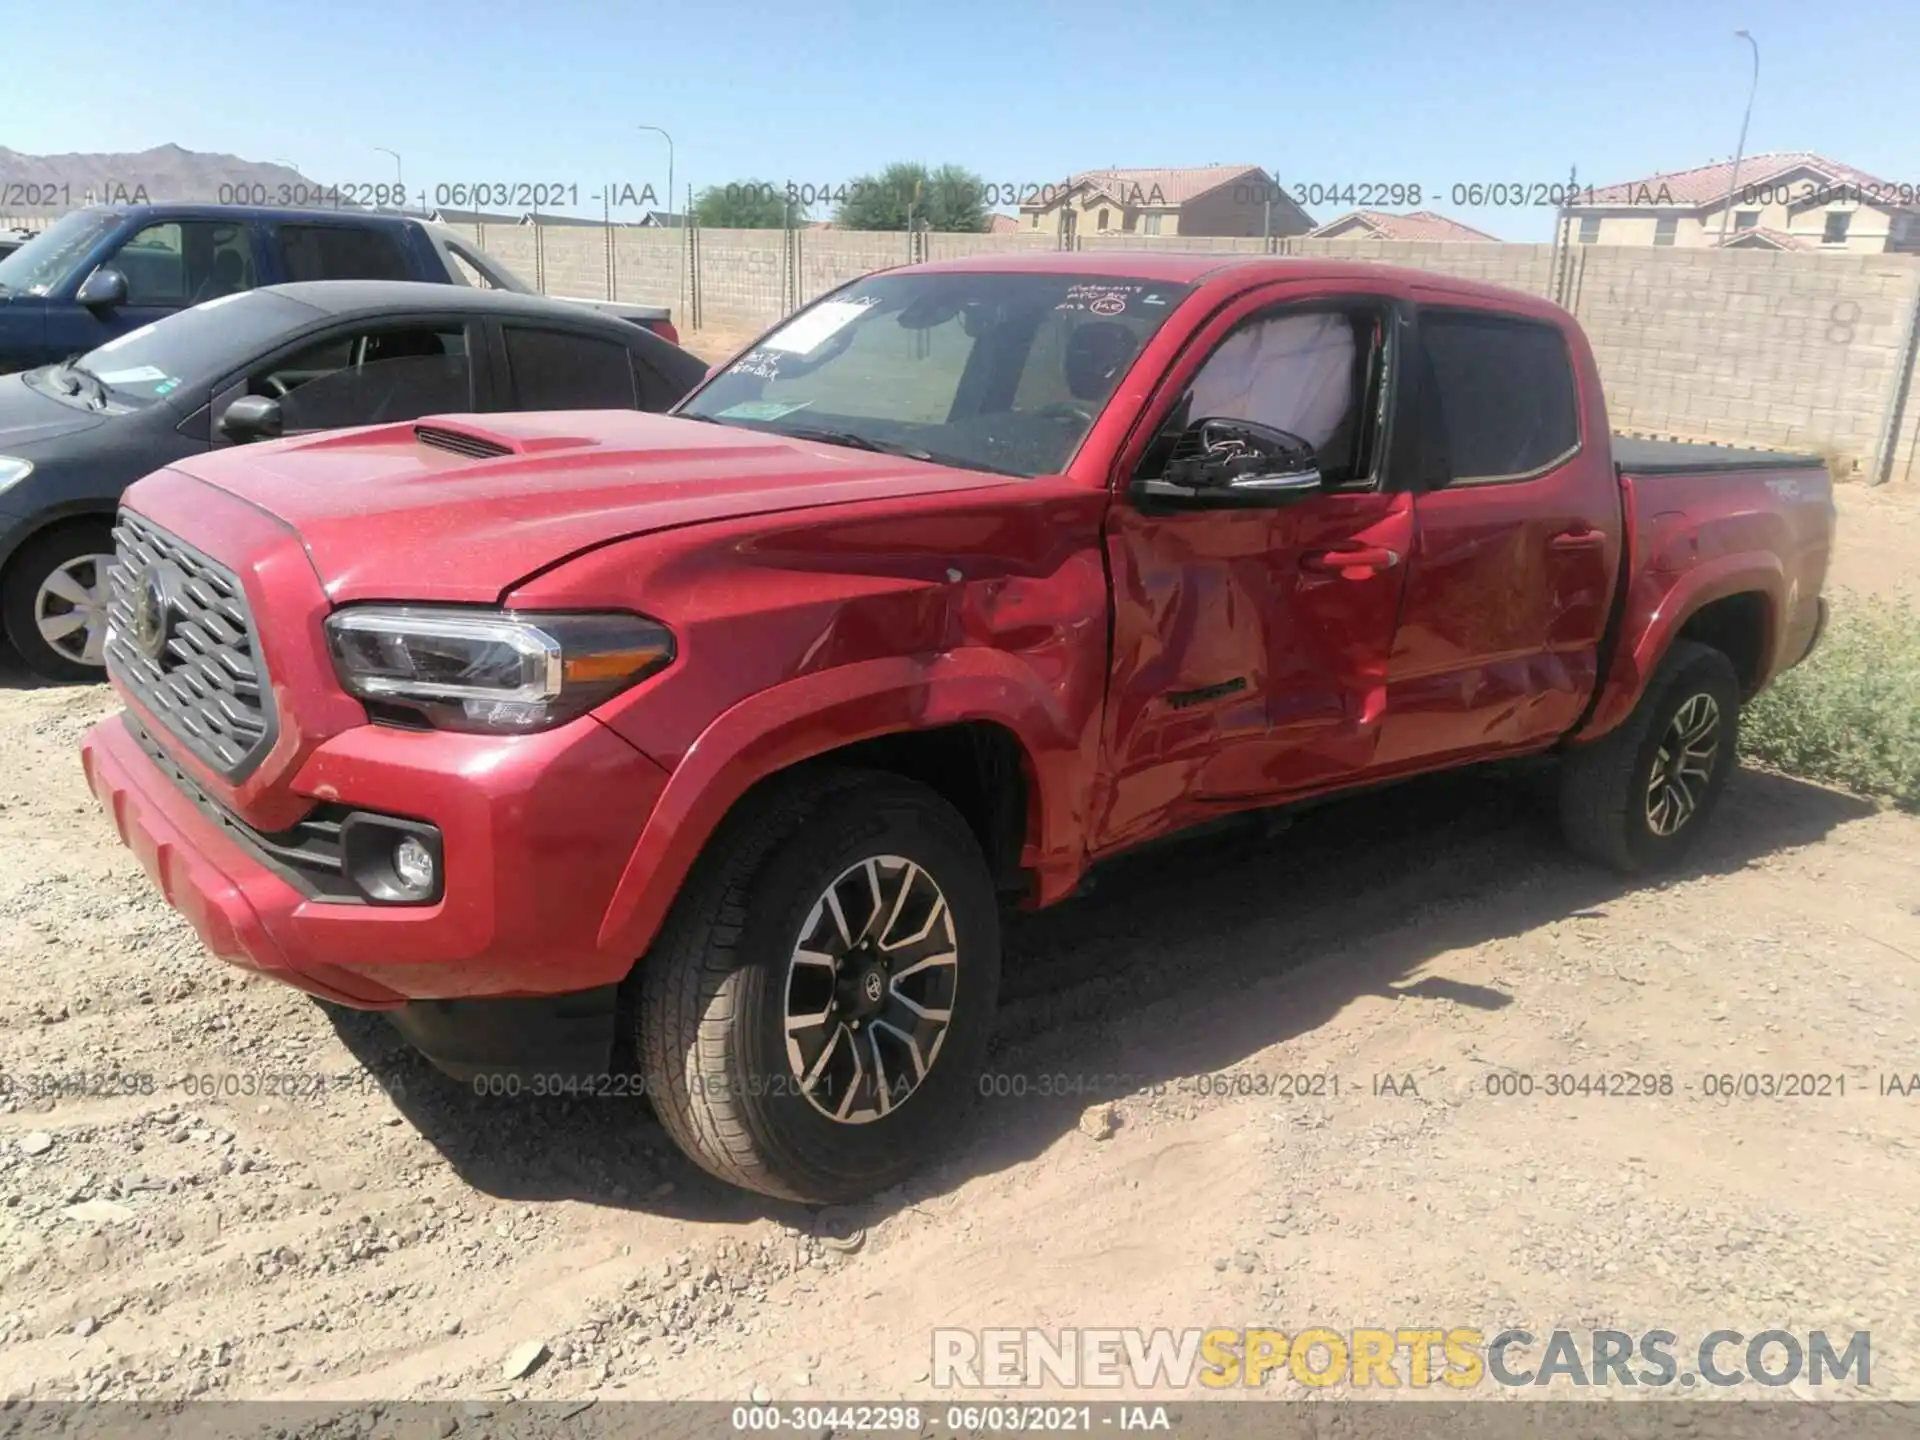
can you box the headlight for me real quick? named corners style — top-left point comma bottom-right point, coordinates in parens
top-left (0, 457), bottom-right (33, 494)
top-left (325, 607), bottom-right (675, 733)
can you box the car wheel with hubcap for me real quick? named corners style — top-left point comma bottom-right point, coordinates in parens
top-left (637, 768), bottom-right (1000, 1203)
top-left (1559, 639), bottom-right (1741, 873)
top-left (2, 522), bottom-right (118, 682)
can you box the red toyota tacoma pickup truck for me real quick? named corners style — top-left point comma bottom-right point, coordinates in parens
top-left (80, 254), bottom-right (1833, 1202)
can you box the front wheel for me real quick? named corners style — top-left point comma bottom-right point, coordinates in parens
top-left (2, 522), bottom-right (118, 682)
top-left (636, 769), bottom-right (1000, 1203)
top-left (1558, 640), bottom-right (1742, 873)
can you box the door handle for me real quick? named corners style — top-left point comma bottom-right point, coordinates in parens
top-left (1549, 527), bottom-right (1607, 552)
top-left (1300, 545), bottom-right (1401, 575)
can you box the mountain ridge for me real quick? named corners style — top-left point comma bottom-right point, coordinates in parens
top-left (0, 143), bottom-right (333, 213)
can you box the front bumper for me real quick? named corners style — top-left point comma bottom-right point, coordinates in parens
top-left (80, 709), bottom-right (673, 1017)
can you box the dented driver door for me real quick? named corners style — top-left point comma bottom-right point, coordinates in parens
top-left (1091, 281), bottom-right (1416, 855)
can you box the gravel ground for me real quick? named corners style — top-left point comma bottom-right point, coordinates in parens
top-left (0, 476), bottom-right (1916, 1415)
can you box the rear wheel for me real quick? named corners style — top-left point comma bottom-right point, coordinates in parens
top-left (636, 769), bottom-right (1000, 1203)
top-left (2, 522), bottom-right (118, 683)
top-left (1558, 640), bottom-right (1741, 872)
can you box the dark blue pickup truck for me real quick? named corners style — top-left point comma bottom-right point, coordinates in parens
top-left (0, 203), bottom-right (675, 372)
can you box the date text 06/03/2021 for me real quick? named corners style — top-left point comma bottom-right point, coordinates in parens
top-left (1, 1069), bottom-right (407, 1103)
top-left (727, 1404), bottom-right (1173, 1433)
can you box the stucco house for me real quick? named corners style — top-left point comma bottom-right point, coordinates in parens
top-left (1564, 152), bottom-right (1920, 253)
top-left (1307, 209), bottom-right (1501, 242)
top-left (1017, 165), bottom-right (1312, 240)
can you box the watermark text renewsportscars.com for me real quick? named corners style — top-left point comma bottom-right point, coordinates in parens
top-left (932, 1327), bottom-right (1871, 1391)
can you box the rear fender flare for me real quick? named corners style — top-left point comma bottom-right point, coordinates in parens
top-left (1577, 551), bottom-right (1783, 741)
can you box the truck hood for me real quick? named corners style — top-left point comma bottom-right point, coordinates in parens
top-left (153, 410), bottom-right (1024, 602)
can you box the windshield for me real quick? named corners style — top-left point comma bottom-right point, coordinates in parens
top-left (678, 271), bottom-right (1194, 477)
top-left (0, 210), bottom-right (122, 297)
top-left (51, 290), bottom-right (321, 407)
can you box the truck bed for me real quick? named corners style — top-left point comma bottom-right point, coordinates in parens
top-left (1612, 435), bottom-right (1821, 475)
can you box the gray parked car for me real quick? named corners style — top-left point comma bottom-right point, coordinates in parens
top-left (0, 279), bottom-right (708, 680)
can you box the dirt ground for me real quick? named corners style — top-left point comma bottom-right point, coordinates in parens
top-left (2, 473), bottom-right (1917, 1410)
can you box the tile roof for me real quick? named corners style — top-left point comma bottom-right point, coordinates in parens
top-left (1307, 209), bottom-right (1502, 242)
top-left (1018, 165), bottom-right (1266, 210)
top-left (1719, 224), bottom-right (1815, 250)
top-left (1581, 152), bottom-right (1918, 212)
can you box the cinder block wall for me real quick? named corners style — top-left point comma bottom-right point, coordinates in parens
top-left (471, 224), bottom-right (541, 288)
top-left (793, 231), bottom-right (914, 308)
top-left (1291, 237), bottom-right (1563, 298)
top-left (685, 234), bottom-right (775, 324)
top-left (610, 229), bottom-right (680, 311)
top-left (1563, 246), bottom-right (1920, 477)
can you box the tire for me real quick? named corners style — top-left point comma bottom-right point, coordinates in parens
top-left (1558, 640), bottom-right (1742, 873)
top-left (636, 767), bottom-right (1001, 1203)
top-left (2, 522), bottom-right (118, 683)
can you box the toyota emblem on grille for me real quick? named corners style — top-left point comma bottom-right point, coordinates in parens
top-left (131, 566), bottom-right (174, 662)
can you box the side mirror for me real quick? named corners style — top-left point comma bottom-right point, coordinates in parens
top-left (1136, 417), bottom-right (1324, 504)
top-left (75, 267), bottom-right (128, 311)
top-left (218, 395), bottom-right (283, 443)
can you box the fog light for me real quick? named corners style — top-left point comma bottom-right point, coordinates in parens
top-left (393, 835), bottom-right (436, 896)
top-left (339, 814), bottom-right (444, 905)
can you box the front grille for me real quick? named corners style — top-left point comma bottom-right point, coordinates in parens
top-left (126, 717), bottom-right (356, 901)
top-left (105, 512), bottom-right (277, 782)
top-left (414, 423), bottom-right (513, 459)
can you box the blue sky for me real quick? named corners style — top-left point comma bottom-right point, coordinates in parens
top-left (6, 0), bottom-right (1914, 241)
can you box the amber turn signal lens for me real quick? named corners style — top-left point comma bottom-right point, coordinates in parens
top-left (563, 644), bottom-right (673, 684)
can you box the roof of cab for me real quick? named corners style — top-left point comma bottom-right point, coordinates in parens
top-left (69, 201), bottom-right (425, 228)
top-left (258, 279), bottom-right (596, 316)
top-left (900, 249), bottom-right (1569, 315)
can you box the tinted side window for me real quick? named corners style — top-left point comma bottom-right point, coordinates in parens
top-left (247, 324), bottom-right (471, 431)
top-left (503, 328), bottom-right (636, 410)
top-left (630, 351), bottom-right (689, 412)
top-left (278, 225), bottom-right (413, 283)
top-left (113, 220), bottom-right (256, 306)
top-left (1419, 312), bottom-right (1579, 482)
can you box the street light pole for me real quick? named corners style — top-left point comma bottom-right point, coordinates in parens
top-left (1716, 31), bottom-right (1761, 247)
top-left (636, 124), bottom-right (678, 323)
top-left (374, 147), bottom-right (405, 210)
top-left (635, 124), bottom-right (674, 228)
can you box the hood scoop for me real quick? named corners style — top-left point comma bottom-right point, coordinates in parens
top-left (411, 419), bottom-right (606, 460)
top-left (414, 423), bottom-right (514, 459)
